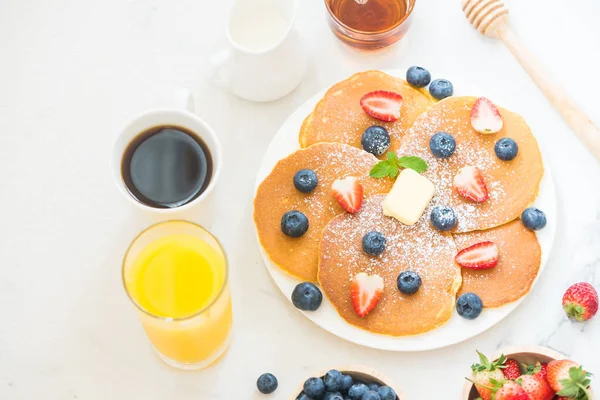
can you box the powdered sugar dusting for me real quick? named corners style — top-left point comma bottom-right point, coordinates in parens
top-left (396, 97), bottom-right (542, 232)
top-left (318, 195), bottom-right (461, 336)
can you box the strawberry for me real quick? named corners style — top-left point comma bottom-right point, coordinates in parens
top-left (470, 352), bottom-right (507, 400)
top-left (562, 282), bottom-right (599, 322)
top-left (350, 272), bottom-right (384, 317)
top-left (470, 96), bottom-right (503, 134)
top-left (360, 90), bottom-right (403, 122)
top-left (546, 360), bottom-right (592, 399)
top-left (332, 176), bottom-right (363, 213)
top-left (517, 374), bottom-right (554, 400)
top-left (455, 241), bottom-right (499, 270)
top-left (525, 362), bottom-right (548, 380)
top-left (503, 359), bottom-right (522, 380)
top-left (493, 380), bottom-right (530, 400)
top-left (453, 166), bottom-right (489, 202)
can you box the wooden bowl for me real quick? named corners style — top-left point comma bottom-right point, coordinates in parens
top-left (292, 365), bottom-right (403, 399)
top-left (462, 345), bottom-right (595, 399)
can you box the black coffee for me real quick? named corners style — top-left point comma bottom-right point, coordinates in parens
top-left (121, 126), bottom-right (213, 208)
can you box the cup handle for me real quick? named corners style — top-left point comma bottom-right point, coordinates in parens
top-left (209, 49), bottom-right (233, 90)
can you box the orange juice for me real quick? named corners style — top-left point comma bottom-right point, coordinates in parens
top-left (123, 221), bottom-right (232, 370)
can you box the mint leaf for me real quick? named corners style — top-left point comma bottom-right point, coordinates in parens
top-left (370, 152), bottom-right (428, 178)
top-left (369, 161), bottom-right (397, 178)
top-left (397, 156), bottom-right (428, 173)
top-left (387, 151), bottom-right (398, 164)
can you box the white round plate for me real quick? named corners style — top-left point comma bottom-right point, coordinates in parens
top-left (254, 69), bottom-right (557, 351)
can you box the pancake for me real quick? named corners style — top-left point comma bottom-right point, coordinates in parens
top-left (454, 219), bottom-right (542, 308)
top-left (299, 71), bottom-right (434, 155)
top-left (318, 195), bottom-right (462, 336)
top-left (254, 143), bottom-right (394, 282)
top-left (396, 96), bottom-right (544, 233)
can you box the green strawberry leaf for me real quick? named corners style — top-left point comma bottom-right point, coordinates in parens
top-left (556, 366), bottom-right (593, 400)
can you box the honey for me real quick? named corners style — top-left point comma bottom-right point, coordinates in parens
top-left (327, 0), bottom-right (408, 33)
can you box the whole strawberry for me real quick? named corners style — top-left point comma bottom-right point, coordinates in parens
top-left (503, 359), bottom-right (522, 380)
top-left (470, 351), bottom-right (507, 400)
top-left (525, 362), bottom-right (548, 380)
top-left (546, 360), bottom-right (593, 399)
top-left (562, 282), bottom-right (598, 322)
top-left (493, 380), bottom-right (530, 400)
top-left (517, 374), bottom-right (554, 400)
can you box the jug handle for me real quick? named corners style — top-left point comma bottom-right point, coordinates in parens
top-left (209, 49), bottom-right (233, 90)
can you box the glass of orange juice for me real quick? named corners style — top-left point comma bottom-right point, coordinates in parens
top-left (122, 220), bottom-right (232, 370)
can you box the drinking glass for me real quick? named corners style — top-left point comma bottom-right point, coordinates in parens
top-left (122, 221), bottom-right (232, 370)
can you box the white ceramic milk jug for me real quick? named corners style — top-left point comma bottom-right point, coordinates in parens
top-left (210, 0), bottom-right (308, 102)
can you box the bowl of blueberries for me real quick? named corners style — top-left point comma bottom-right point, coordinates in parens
top-left (293, 365), bottom-right (401, 400)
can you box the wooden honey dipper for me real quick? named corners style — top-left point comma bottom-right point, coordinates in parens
top-left (462, 0), bottom-right (600, 162)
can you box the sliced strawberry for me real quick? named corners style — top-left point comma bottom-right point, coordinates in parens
top-left (332, 176), bottom-right (363, 213)
top-left (471, 97), bottom-right (503, 134)
top-left (350, 272), bottom-right (384, 317)
top-left (360, 90), bottom-right (403, 122)
top-left (453, 166), bottom-right (489, 202)
top-left (455, 241), bottom-right (499, 269)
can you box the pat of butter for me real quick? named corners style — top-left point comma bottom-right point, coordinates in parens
top-left (382, 168), bottom-right (435, 225)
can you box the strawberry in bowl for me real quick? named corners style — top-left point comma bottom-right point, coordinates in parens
top-left (463, 347), bottom-right (594, 400)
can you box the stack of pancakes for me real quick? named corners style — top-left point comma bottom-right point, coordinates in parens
top-left (254, 71), bottom-right (543, 336)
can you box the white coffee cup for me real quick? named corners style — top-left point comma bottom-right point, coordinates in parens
top-left (210, 0), bottom-right (308, 102)
top-left (111, 108), bottom-right (222, 226)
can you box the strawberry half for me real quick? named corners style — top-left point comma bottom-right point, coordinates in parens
top-left (360, 90), bottom-right (403, 122)
top-left (453, 166), bottom-right (489, 202)
top-left (562, 282), bottom-right (599, 322)
top-left (455, 241), bottom-right (499, 269)
top-left (471, 97), bottom-right (503, 134)
top-left (350, 272), bottom-right (384, 317)
top-left (332, 176), bottom-right (363, 213)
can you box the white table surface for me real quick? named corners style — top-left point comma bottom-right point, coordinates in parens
top-left (1, 0), bottom-right (599, 398)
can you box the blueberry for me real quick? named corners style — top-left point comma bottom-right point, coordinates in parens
top-left (257, 373), bottom-right (278, 394)
top-left (324, 392), bottom-right (344, 400)
top-left (341, 375), bottom-right (354, 393)
top-left (348, 383), bottom-right (369, 400)
top-left (292, 282), bottom-right (323, 311)
top-left (362, 231), bottom-right (387, 256)
top-left (429, 131), bottom-right (456, 158)
top-left (361, 126), bottom-right (391, 157)
top-left (324, 370), bottom-right (344, 392)
top-left (296, 394), bottom-right (313, 400)
top-left (362, 390), bottom-right (381, 400)
top-left (377, 386), bottom-right (397, 400)
top-left (367, 383), bottom-right (380, 391)
top-left (430, 205), bottom-right (457, 231)
top-left (456, 292), bottom-right (483, 319)
top-left (429, 79), bottom-right (454, 100)
top-left (281, 210), bottom-right (309, 238)
top-left (397, 271), bottom-right (422, 295)
top-left (494, 137), bottom-right (519, 161)
top-left (521, 207), bottom-right (547, 231)
top-left (406, 66), bottom-right (431, 88)
top-left (304, 377), bottom-right (326, 398)
top-left (294, 169), bottom-right (319, 193)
